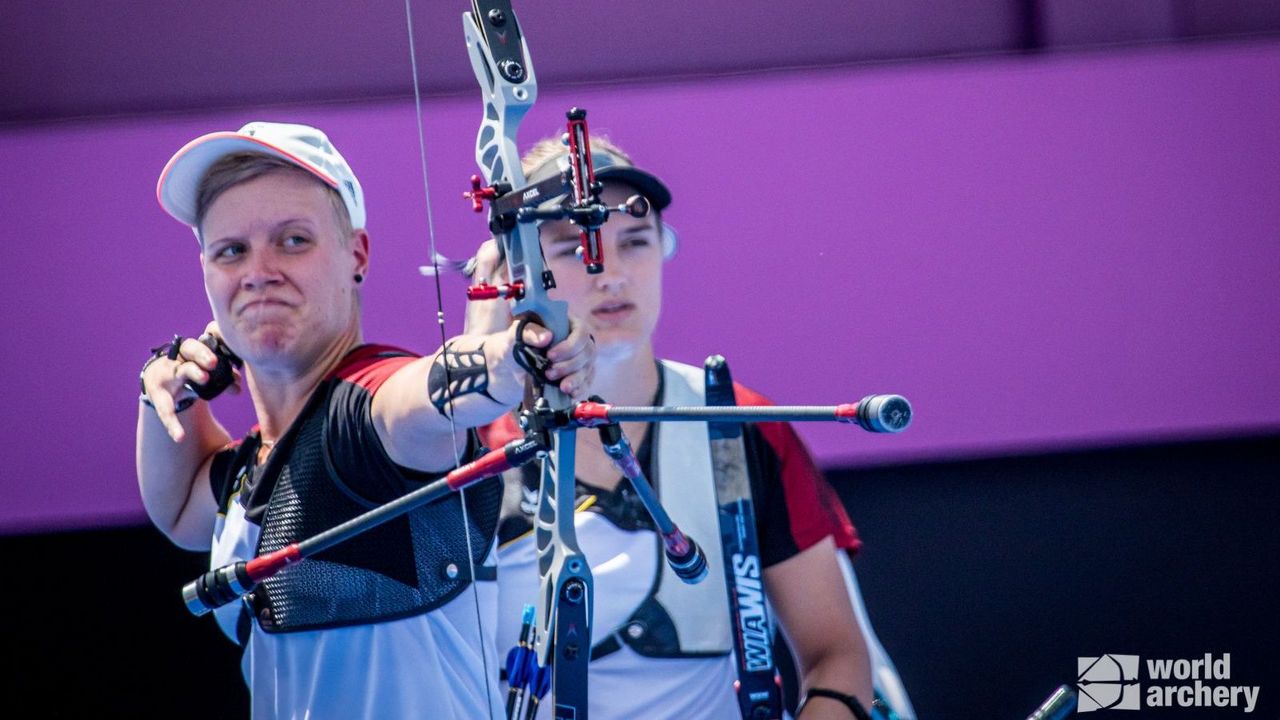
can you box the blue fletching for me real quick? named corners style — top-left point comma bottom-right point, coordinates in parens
top-left (506, 646), bottom-right (533, 688)
top-left (530, 661), bottom-right (551, 699)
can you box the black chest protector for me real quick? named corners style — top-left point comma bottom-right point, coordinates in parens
top-left (242, 379), bottom-right (501, 634)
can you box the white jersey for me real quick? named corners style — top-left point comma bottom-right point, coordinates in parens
top-left (205, 345), bottom-right (506, 720)
top-left (213, 487), bottom-right (504, 720)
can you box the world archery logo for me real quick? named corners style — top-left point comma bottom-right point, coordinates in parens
top-left (1078, 655), bottom-right (1141, 711)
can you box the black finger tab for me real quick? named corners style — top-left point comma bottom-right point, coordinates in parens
top-left (186, 335), bottom-right (244, 401)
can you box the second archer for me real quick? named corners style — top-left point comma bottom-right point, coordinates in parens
top-left (471, 137), bottom-right (887, 720)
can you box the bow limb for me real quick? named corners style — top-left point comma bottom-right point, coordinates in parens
top-left (463, 2), bottom-right (593, 715)
top-left (402, 1), bottom-right (505, 718)
top-left (461, 2), bottom-right (567, 339)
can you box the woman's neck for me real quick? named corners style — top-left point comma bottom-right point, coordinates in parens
top-left (246, 330), bottom-right (362, 443)
top-left (590, 342), bottom-right (660, 405)
top-left (571, 342), bottom-right (661, 493)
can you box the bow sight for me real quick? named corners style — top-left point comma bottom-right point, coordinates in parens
top-left (463, 107), bottom-right (651, 285)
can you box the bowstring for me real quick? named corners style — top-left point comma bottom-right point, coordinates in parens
top-left (403, 1), bottom-right (497, 717)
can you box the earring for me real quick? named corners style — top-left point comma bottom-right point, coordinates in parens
top-left (354, 273), bottom-right (364, 283)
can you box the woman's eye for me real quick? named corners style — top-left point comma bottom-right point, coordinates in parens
top-left (622, 236), bottom-right (653, 250)
top-left (215, 243), bottom-right (245, 260)
top-left (283, 234), bottom-right (310, 249)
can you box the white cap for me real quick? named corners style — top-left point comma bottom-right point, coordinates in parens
top-left (156, 121), bottom-right (365, 232)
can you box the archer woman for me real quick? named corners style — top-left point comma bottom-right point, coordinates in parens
top-left (474, 137), bottom-right (911, 719)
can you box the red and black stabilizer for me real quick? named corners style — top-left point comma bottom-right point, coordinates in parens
top-left (181, 435), bottom-right (545, 617)
top-left (594, 414), bottom-right (708, 584)
top-left (182, 556), bottom-right (274, 618)
top-left (835, 394), bottom-right (912, 433)
top-left (660, 527), bottom-right (709, 585)
top-left (571, 394), bottom-right (913, 434)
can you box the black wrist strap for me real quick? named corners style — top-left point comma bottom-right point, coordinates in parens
top-left (797, 688), bottom-right (873, 720)
top-left (139, 336), bottom-right (195, 413)
top-left (139, 334), bottom-right (216, 413)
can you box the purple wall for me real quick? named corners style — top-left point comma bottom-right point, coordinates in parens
top-left (2, 41), bottom-right (1277, 534)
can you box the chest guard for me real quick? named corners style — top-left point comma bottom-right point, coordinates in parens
top-left (248, 381), bottom-right (501, 633)
top-left (592, 360), bottom-right (737, 659)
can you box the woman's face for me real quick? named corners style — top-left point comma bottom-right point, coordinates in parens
top-left (541, 182), bottom-right (665, 363)
top-left (200, 170), bottom-right (366, 371)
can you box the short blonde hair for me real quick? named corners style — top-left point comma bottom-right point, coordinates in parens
top-left (194, 152), bottom-right (353, 244)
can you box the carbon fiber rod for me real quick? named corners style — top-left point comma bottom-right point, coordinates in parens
top-left (571, 394), bottom-right (912, 434)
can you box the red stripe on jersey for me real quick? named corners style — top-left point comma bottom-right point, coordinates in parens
top-left (332, 344), bottom-right (418, 394)
top-left (733, 382), bottom-right (861, 556)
